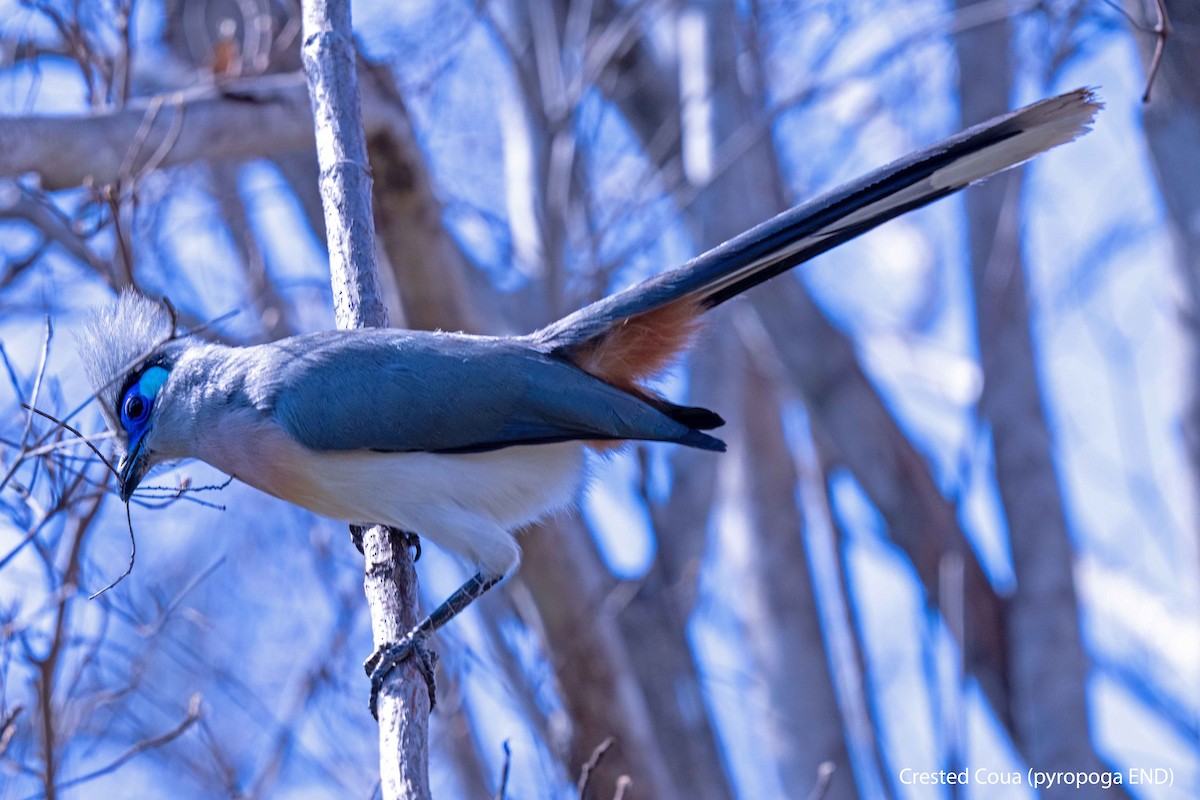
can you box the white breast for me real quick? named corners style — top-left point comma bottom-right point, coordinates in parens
top-left (191, 410), bottom-right (587, 577)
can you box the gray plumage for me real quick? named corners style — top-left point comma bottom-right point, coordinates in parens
top-left (75, 87), bottom-right (1100, 588)
top-left (79, 297), bottom-right (721, 462)
top-left (255, 330), bottom-right (721, 453)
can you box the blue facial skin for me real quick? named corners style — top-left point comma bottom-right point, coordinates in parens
top-left (118, 365), bottom-right (169, 500)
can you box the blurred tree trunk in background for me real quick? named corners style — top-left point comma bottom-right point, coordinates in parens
top-left (954, 8), bottom-right (1125, 795)
top-left (519, 517), bottom-right (679, 800)
top-left (568, 5), bottom-right (742, 798)
top-left (622, 343), bottom-right (737, 800)
top-left (689, 1), bottom-right (857, 795)
top-left (728, 346), bottom-right (858, 797)
top-left (1139, 0), bottom-right (1200, 537)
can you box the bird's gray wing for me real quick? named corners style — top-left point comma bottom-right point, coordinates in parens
top-left (254, 329), bottom-right (722, 454)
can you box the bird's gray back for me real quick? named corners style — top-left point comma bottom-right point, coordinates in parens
top-left (252, 329), bottom-right (719, 454)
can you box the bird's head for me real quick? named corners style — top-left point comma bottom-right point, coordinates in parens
top-left (77, 291), bottom-right (189, 501)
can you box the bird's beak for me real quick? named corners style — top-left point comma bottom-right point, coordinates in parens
top-left (118, 437), bottom-right (150, 502)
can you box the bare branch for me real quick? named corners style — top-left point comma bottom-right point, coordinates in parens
top-left (18, 317), bottom-right (52, 451)
top-left (43, 695), bottom-right (203, 798)
top-left (86, 501), bottom-right (135, 599)
top-left (576, 736), bottom-right (614, 799)
top-left (18, 404), bottom-right (118, 477)
top-left (1143, 0), bottom-right (1170, 101)
top-left (0, 185), bottom-right (109, 275)
top-left (0, 74), bottom-right (390, 190)
top-left (0, 707), bottom-right (22, 759)
top-left (805, 762), bottom-right (836, 800)
top-left (300, 0), bottom-right (429, 796)
top-left (1102, 0), bottom-right (1170, 100)
top-left (493, 741), bottom-right (512, 800)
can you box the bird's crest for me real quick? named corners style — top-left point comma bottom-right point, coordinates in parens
top-left (76, 291), bottom-right (178, 441)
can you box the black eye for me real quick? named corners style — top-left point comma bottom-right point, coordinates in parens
top-left (122, 391), bottom-right (150, 426)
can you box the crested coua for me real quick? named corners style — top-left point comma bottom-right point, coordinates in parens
top-left (78, 89), bottom-right (1101, 712)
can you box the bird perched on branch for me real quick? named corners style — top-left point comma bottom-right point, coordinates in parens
top-left (79, 88), bottom-right (1100, 714)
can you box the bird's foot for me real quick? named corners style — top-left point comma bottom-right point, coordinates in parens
top-left (349, 524), bottom-right (368, 555)
top-left (398, 528), bottom-right (421, 562)
top-left (364, 631), bottom-right (438, 719)
top-left (349, 527), bottom-right (420, 561)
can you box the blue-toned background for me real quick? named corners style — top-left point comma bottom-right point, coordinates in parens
top-left (0, 1), bottom-right (1195, 798)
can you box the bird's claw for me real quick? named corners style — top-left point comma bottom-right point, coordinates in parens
top-left (365, 632), bottom-right (438, 719)
top-left (349, 526), bottom-right (420, 562)
top-left (398, 528), bottom-right (421, 562)
top-left (349, 524), bottom-right (367, 555)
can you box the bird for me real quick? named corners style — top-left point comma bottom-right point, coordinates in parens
top-left (78, 88), bottom-right (1100, 713)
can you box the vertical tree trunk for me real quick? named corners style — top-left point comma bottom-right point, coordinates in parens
top-left (519, 517), bottom-right (680, 800)
top-left (953, 10), bottom-right (1123, 796)
top-left (620, 336), bottom-right (736, 800)
top-left (300, 1), bottom-right (430, 797)
top-left (688, 1), bottom-right (858, 794)
top-left (727, 348), bottom-right (857, 798)
top-left (1139, 0), bottom-right (1200, 536)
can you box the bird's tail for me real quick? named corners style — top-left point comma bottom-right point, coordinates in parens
top-left (533, 88), bottom-right (1100, 392)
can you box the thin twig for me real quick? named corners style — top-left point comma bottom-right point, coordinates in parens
top-left (103, 185), bottom-right (135, 288)
top-left (114, 0), bottom-right (134, 105)
top-left (0, 343), bottom-right (23, 399)
top-left (493, 740), bottom-right (512, 800)
top-left (14, 406), bottom-right (228, 515)
top-left (178, 306), bottom-right (240, 339)
top-left (87, 501), bottom-right (136, 599)
top-left (109, 97), bottom-right (185, 289)
top-left (18, 317), bottom-right (51, 449)
top-left (1142, 0), bottom-right (1170, 102)
top-left (0, 528), bottom-right (42, 572)
top-left (20, 404), bottom-right (119, 477)
top-left (1103, 0), bottom-right (1171, 102)
top-left (131, 492), bottom-right (227, 511)
top-left (805, 761), bottom-right (836, 800)
top-left (0, 322), bottom-right (63, 493)
top-left (0, 706), bottom-right (22, 758)
top-left (131, 474), bottom-right (232, 510)
top-left (118, 95), bottom-right (164, 179)
top-left (576, 736), bottom-right (614, 799)
top-left (24, 694), bottom-right (202, 800)
top-left (137, 96), bottom-right (187, 178)
top-left (135, 557), bottom-right (226, 637)
top-left (22, 431), bottom-right (116, 461)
